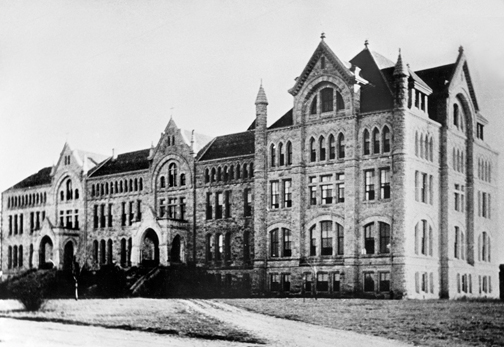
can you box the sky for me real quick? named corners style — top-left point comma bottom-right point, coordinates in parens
top-left (1, 0), bottom-right (503, 199)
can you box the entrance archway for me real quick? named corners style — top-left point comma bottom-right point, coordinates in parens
top-left (39, 236), bottom-right (54, 269)
top-left (171, 235), bottom-right (181, 263)
top-left (63, 241), bottom-right (74, 271)
top-left (141, 229), bottom-right (159, 266)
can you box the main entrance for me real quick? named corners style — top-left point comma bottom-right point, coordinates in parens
top-left (39, 236), bottom-right (54, 269)
top-left (141, 228), bottom-right (159, 266)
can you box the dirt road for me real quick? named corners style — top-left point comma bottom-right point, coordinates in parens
top-left (183, 299), bottom-right (409, 347)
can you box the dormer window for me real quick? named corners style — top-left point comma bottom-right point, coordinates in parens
top-left (309, 86), bottom-right (345, 117)
top-left (321, 88), bottom-right (333, 113)
top-left (310, 96), bottom-right (317, 115)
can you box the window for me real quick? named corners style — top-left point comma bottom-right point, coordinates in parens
top-left (317, 273), bottom-right (329, 291)
top-left (420, 173), bottom-right (427, 203)
top-left (364, 223), bottom-right (374, 254)
top-left (215, 192), bottom-right (223, 219)
top-left (160, 176), bottom-right (166, 188)
top-left (333, 272), bottom-right (341, 292)
top-left (100, 204), bottom-right (105, 228)
top-left (363, 129), bottom-right (370, 155)
top-left (180, 197), bottom-right (186, 220)
top-left (168, 163), bottom-right (177, 187)
top-left (206, 234), bottom-right (214, 261)
top-left (364, 272), bottom-right (375, 292)
top-left (224, 233), bottom-right (231, 262)
top-left (206, 193), bottom-right (212, 219)
top-left (305, 273), bottom-right (313, 292)
top-left (244, 188), bottom-right (252, 216)
top-left (321, 183), bottom-right (332, 204)
top-left (372, 128), bottom-right (380, 154)
top-left (168, 198), bottom-right (177, 219)
top-left (224, 191), bottom-right (231, 218)
top-left (453, 104), bottom-right (459, 128)
top-left (382, 126), bottom-right (391, 153)
top-left (321, 221), bottom-right (333, 256)
top-left (310, 137), bottom-right (316, 162)
top-left (180, 173), bottom-right (186, 186)
top-left (380, 168), bottom-right (390, 199)
top-left (100, 240), bottom-right (106, 264)
top-left (477, 123), bottom-right (484, 140)
top-left (310, 96), bottom-right (317, 115)
top-left (329, 134), bottom-right (335, 159)
top-left (364, 170), bottom-right (375, 201)
top-left (338, 133), bottom-right (345, 159)
top-left (454, 184), bottom-right (465, 212)
top-left (107, 239), bottom-right (113, 264)
top-left (282, 274), bottom-right (291, 292)
top-left (454, 226), bottom-right (460, 259)
top-left (286, 141), bottom-right (292, 165)
top-left (279, 143), bottom-right (285, 166)
top-left (283, 180), bottom-right (292, 208)
top-left (270, 182), bottom-right (279, 209)
top-left (159, 199), bottom-right (166, 218)
top-left (108, 204), bottom-right (113, 227)
top-left (319, 136), bottom-right (326, 161)
top-left (283, 228), bottom-right (292, 257)
top-left (121, 202), bottom-right (126, 226)
top-left (420, 220), bottom-right (427, 255)
top-left (379, 272), bottom-right (390, 292)
top-left (270, 274), bottom-right (280, 292)
top-left (310, 186), bottom-right (317, 205)
top-left (216, 234), bottom-right (223, 261)
top-left (309, 226), bottom-right (317, 256)
top-left (379, 222), bottom-right (390, 253)
top-left (321, 87), bottom-right (333, 112)
top-left (270, 144), bottom-right (276, 167)
top-left (336, 173), bottom-right (345, 203)
top-left (270, 229), bottom-right (279, 257)
top-left (336, 223), bottom-right (344, 255)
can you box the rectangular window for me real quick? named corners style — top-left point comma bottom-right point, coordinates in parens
top-left (74, 209), bottom-right (79, 229)
top-left (206, 193), bottom-right (212, 219)
top-left (30, 212), bottom-right (34, 232)
top-left (35, 212), bottom-right (40, 230)
top-left (309, 186), bottom-right (317, 205)
top-left (333, 272), bottom-right (341, 292)
top-left (282, 228), bottom-right (292, 257)
top-left (321, 221), bottom-right (333, 256)
top-left (482, 192), bottom-right (487, 217)
top-left (365, 170), bottom-right (375, 201)
top-left (305, 273), bottom-right (312, 293)
top-left (336, 223), bottom-right (344, 255)
top-left (421, 173), bottom-right (427, 203)
top-left (364, 223), bottom-right (375, 254)
top-left (59, 211), bottom-right (64, 227)
top-left (317, 273), bottom-right (329, 291)
top-left (225, 191), bottom-right (231, 218)
top-left (282, 273), bottom-right (291, 292)
top-left (121, 202), bottom-right (127, 226)
top-left (364, 272), bottom-right (375, 292)
top-left (421, 220), bottom-right (427, 255)
top-left (66, 210), bottom-right (73, 228)
top-left (380, 168), bottom-right (390, 199)
top-left (180, 197), bottom-right (186, 220)
top-left (379, 222), bottom-right (390, 253)
top-left (336, 173), bottom-right (345, 203)
top-left (9, 216), bottom-right (12, 235)
top-left (379, 272), bottom-right (390, 292)
top-left (100, 204), bottom-right (105, 228)
top-left (477, 123), bottom-right (484, 140)
top-left (129, 201), bottom-right (134, 225)
top-left (136, 200), bottom-right (142, 221)
top-left (215, 192), bottom-right (223, 219)
top-left (168, 198), bottom-right (177, 219)
top-left (310, 227), bottom-right (317, 256)
top-left (283, 180), bottom-right (292, 208)
top-left (270, 182), bottom-right (279, 209)
top-left (270, 229), bottom-right (279, 257)
top-left (270, 273), bottom-right (280, 292)
top-left (108, 204), bottom-right (113, 227)
top-left (422, 272), bottom-right (428, 292)
top-left (244, 188), bottom-right (252, 216)
top-left (321, 184), bottom-right (333, 204)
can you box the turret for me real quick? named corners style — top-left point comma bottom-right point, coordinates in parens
top-left (393, 49), bottom-right (409, 109)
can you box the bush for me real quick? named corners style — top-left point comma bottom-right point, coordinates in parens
top-left (7, 269), bottom-right (56, 311)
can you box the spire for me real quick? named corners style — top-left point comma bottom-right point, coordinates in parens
top-left (393, 49), bottom-right (408, 77)
top-left (255, 83), bottom-right (268, 105)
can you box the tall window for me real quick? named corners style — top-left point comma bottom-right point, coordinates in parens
top-left (379, 222), bottom-right (390, 253)
top-left (206, 193), bottom-right (212, 219)
top-left (309, 226), bottom-right (317, 256)
top-left (216, 234), bottom-right (223, 261)
top-left (270, 229), bottom-right (279, 257)
top-left (364, 170), bottom-right (375, 201)
top-left (380, 168), bottom-right (391, 199)
top-left (338, 133), bottom-right (345, 159)
top-left (379, 272), bottom-right (390, 292)
top-left (321, 175), bottom-right (333, 204)
top-left (317, 273), bottom-right (329, 291)
top-left (286, 141), bottom-right (292, 165)
top-left (321, 221), bottom-right (333, 256)
top-left (168, 163), bottom-right (177, 187)
top-left (454, 226), bottom-right (460, 259)
top-left (310, 96), bottom-right (317, 115)
top-left (310, 138), bottom-right (316, 162)
top-left (321, 87), bottom-right (333, 112)
top-left (215, 192), bottom-right (223, 219)
top-left (244, 188), bottom-right (252, 216)
top-left (382, 126), bottom-right (391, 153)
top-left (270, 182), bottom-right (279, 209)
top-left (364, 273), bottom-right (375, 292)
top-left (364, 223), bottom-right (375, 254)
top-left (329, 134), bottom-right (335, 159)
top-left (283, 228), bottom-right (292, 257)
top-left (206, 234), bottom-right (214, 261)
top-left (336, 223), bottom-right (344, 255)
top-left (336, 173), bottom-right (345, 203)
top-left (283, 180), bottom-right (292, 208)
top-left (319, 136), bottom-right (326, 161)
top-left (372, 128), bottom-right (380, 154)
top-left (363, 129), bottom-right (370, 155)
top-left (270, 144), bottom-right (276, 167)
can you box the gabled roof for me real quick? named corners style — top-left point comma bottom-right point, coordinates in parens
top-left (269, 109), bottom-right (294, 130)
top-left (197, 131), bottom-right (255, 161)
top-left (289, 39), bottom-right (354, 96)
top-left (89, 148), bottom-right (151, 177)
top-left (415, 63), bottom-right (455, 95)
top-left (350, 47), bottom-right (394, 112)
top-left (10, 167), bottom-right (52, 190)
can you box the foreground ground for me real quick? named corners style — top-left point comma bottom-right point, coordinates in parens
top-left (0, 299), bottom-right (407, 346)
top-left (222, 298), bottom-right (504, 347)
top-left (1, 298), bottom-right (503, 346)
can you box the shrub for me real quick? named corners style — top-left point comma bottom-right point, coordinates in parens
top-left (7, 269), bottom-right (56, 311)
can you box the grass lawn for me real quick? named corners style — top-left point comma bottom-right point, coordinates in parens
top-left (0, 299), bottom-right (262, 344)
top-left (221, 298), bottom-right (504, 347)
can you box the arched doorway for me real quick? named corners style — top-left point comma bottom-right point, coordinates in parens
top-left (141, 229), bottom-right (159, 266)
top-left (63, 241), bottom-right (74, 271)
top-left (39, 236), bottom-right (54, 269)
top-left (171, 235), bottom-right (181, 263)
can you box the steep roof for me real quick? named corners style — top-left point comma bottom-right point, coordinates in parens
top-left (10, 167), bottom-right (52, 190)
top-left (197, 131), bottom-right (255, 161)
top-left (89, 148), bottom-right (151, 177)
top-left (269, 109), bottom-right (294, 130)
top-left (415, 63), bottom-right (456, 95)
top-left (350, 47), bottom-right (394, 112)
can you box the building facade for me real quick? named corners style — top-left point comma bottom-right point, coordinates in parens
top-left (2, 38), bottom-right (499, 299)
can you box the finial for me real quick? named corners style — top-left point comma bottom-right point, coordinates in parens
top-left (321, 32), bottom-right (325, 40)
top-left (364, 39), bottom-right (369, 48)
top-left (458, 45), bottom-right (464, 53)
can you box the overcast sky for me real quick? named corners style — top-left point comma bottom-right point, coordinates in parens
top-left (1, 0), bottom-right (503, 199)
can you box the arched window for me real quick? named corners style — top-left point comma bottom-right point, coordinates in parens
top-left (100, 240), bottom-right (106, 265)
top-left (93, 240), bottom-right (98, 263)
top-left (453, 104), bottom-right (459, 128)
top-left (236, 164), bottom-right (241, 179)
top-left (216, 234), bottom-right (223, 261)
top-left (243, 163), bottom-right (248, 178)
top-left (75, 189), bottom-right (79, 199)
top-left (338, 133), bottom-right (345, 159)
top-left (229, 165), bottom-right (234, 180)
top-left (321, 87), bottom-right (333, 112)
top-left (206, 234), bottom-right (214, 262)
top-left (223, 166), bottom-right (228, 181)
top-left (364, 223), bottom-right (375, 254)
top-left (60, 191), bottom-right (65, 201)
top-left (270, 229), bottom-right (279, 257)
top-left (139, 178), bottom-right (143, 191)
top-left (134, 178), bottom-right (138, 191)
top-left (282, 228), bottom-right (292, 257)
top-left (310, 137), bottom-right (316, 162)
top-left (372, 128), bottom-right (380, 154)
top-left (120, 181), bottom-right (123, 193)
top-left (383, 126), bottom-right (391, 153)
top-left (319, 136), bottom-right (326, 161)
top-left (169, 163), bottom-right (177, 187)
top-left (217, 167), bottom-right (222, 181)
top-left (211, 168), bottom-right (216, 182)
top-left (129, 179), bottom-right (133, 191)
top-left (310, 96), bottom-right (317, 115)
top-left (270, 144), bottom-right (276, 167)
top-left (336, 91), bottom-right (344, 111)
top-left (379, 222), bottom-right (391, 254)
top-left (107, 239), bottom-right (113, 264)
top-left (160, 176), bottom-right (166, 188)
top-left (19, 245), bottom-right (23, 268)
top-left (249, 163), bottom-right (254, 178)
top-left (420, 134), bottom-right (425, 159)
top-left (13, 245), bottom-right (18, 268)
top-left (91, 185), bottom-right (95, 197)
top-left (320, 221), bottom-right (333, 256)
top-left (363, 129), bottom-right (370, 155)
top-left (224, 233), bottom-right (231, 261)
top-left (429, 137), bottom-right (433, 161)
top-left (8, 246), bottom-right (12, 269)
top-left (205, 168), bottom-right (210, 183)
top-left (279, 142), bottom-right (284, 166)
top-left (120, 238), bottom-right (127, 267)
top-left (180, 173), bottom-right (186, 186)
top-left (124, 179), bottom-right (128, 192)
top-left (328, 135), bottom-right (335, 160)
top-left (66, 180), bottom-right (73, 200)
top-left (424, 136), bottom-right (430, 161)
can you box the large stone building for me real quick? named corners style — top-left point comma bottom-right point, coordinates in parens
top-left (1, 38), bottom-right (499, 299)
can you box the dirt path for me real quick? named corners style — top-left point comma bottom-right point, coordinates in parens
top-left (183, 299), bottom-right (410, 347)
